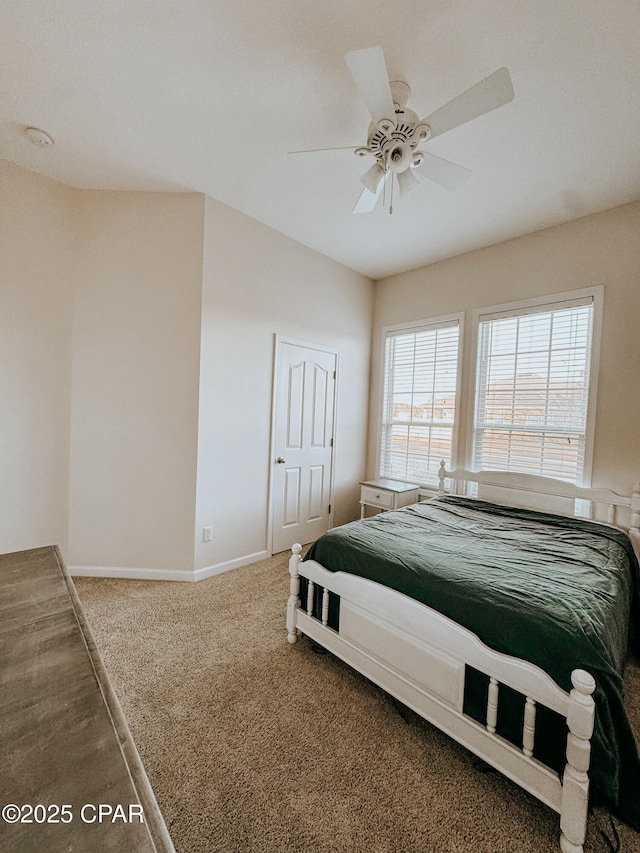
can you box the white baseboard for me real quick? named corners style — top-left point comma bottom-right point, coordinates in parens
top-left (193, 550), bottom-right (269, 582)
top-left (69, 550), bottom-right (271, 583)
top-left (68, 565), bottom-right (195, 582)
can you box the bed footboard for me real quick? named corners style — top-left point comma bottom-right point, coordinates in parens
top-left (286, 544), bottom-right (596, 853)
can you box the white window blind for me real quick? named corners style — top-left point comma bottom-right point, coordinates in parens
top-left (380, 320), bottom-right (460, 486)
top-left (472, 298), bottom-right (594, 483)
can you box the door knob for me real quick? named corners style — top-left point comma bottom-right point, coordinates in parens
top-left (276, 456), bottom-right (286, 464)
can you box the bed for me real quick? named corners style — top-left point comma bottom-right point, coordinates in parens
top-left (285, 465), bottom-right (640, 853)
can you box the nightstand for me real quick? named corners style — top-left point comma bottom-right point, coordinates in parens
top-left (359, 478), bottom-right (421, 518)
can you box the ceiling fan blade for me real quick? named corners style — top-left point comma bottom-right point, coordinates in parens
top-left (420, 67), bottom-right (514, 140)
top-left (345, 47), bottom-right (396, 129)
top-left (287, 146), bottom-right (362, 155)
top-left (414, 152), bottom-right (472, 191)
top-left (352, 174), bottom-right (387, 214)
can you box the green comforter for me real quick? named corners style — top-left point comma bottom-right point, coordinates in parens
top-left (305, 495), bottom-right (640, 828)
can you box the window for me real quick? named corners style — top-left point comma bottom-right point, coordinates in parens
top-left (379, 317), bottom-right (461, 486)
top-left (472, 291), bottom-right (600, 484)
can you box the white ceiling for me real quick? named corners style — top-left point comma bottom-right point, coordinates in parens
top-left (1, 0), bottom-right (639, 279)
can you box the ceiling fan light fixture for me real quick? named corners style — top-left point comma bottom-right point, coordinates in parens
top-left (383, 139), bottom-right (413, 173)
top-left (360, 162), bottom-right (386, 193)
top-left (397, 167), bottom-right (420, 196)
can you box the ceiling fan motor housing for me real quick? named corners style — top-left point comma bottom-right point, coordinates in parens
top-left (367, 107), bottom-right (430, 173)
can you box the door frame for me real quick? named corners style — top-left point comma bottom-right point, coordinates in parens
top-left (267, 334), bottom-right (340, 556)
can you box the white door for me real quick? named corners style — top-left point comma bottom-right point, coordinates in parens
top-left (271, 339), bottom-right (337, 554)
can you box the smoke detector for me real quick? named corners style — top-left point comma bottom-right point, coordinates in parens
top-left (24, 127), bottom-right (54, 148)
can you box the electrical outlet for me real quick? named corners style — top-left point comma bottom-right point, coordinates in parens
top-left (202, 526), bottom-right (212, 543)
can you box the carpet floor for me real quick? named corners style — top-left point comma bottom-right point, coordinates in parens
top-left (74, 553), bottom-right (640, 853)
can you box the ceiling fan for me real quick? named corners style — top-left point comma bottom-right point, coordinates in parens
top-left (290, 47), bottom-right (514, 214)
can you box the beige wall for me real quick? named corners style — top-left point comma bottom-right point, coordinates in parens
top-left (9, 153), bottom-right (635, 576)
top-left (0, 161), bottom-right (75, 554)
top-left (196, 196), bottom-right (373, 572)
top-left (68, 191), bottom-right (205, 575)
top-left (0, 160), bottom-right (372, 576)
top-left (370, 200), bottom-right (640, 495)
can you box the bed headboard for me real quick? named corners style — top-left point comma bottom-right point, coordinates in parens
top-left (437, 461), bottom-right (640, 555)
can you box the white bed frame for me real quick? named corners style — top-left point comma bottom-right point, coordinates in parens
top-left (286, 465), bottom-right (640, 853)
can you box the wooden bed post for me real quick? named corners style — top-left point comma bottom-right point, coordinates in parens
top-left (287, 543), bottom-right (303, 644)
top-left (559, 669), bottom-right (596, 853)
top-left (438, 459), bottom-right (447, 494)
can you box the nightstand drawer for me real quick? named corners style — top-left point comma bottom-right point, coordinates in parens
top-left (360, 486), bottom-right (395, 509)
top-left (359, 479), bottom-right (421, 519)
